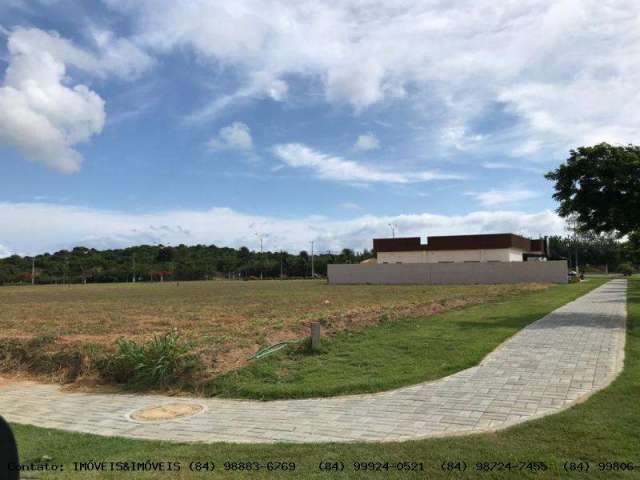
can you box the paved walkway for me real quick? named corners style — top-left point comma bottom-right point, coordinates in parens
top-left (0, 280), bottom-right (627, 444)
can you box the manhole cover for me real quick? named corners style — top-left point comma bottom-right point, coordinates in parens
top-left (129, 403), bottom-right (204, 422)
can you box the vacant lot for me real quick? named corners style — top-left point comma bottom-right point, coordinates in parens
top-left (0, 280), bottom-right (548, 384)
top-left (10, 277), bottom-right (640, 479)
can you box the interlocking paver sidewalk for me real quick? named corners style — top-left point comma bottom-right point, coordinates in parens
top-left (0, 279), bottom-right (627, 443)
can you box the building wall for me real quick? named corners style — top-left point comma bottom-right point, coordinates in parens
top-left (328, 260), bottom-right (568, 285)
top-left (507, 249), bottom-right (525, 262)
top-left (377, 248), bottom-right (524, 264)
top-left (377, 251), bottom-right (427, 264)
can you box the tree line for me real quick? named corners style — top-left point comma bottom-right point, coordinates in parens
top-left (548, 233), bottom-right (638, 272)
top-left (0, 244), bottom-right (374, 285)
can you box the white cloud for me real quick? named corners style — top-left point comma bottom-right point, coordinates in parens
top-left (266, 78), bottom-right (288, 101)
top-left (0, 201), bottom-right (565, 255)
top-left (5, 26), bottom-right (152, 81)
top-left (481, 162), bottom-right (544, 174)
top-left (441, 125), bottom-right (485, 151)
top-left (467, 188), bottom-right (539, 207)
top-left (510, 140), bottom-right (543, 157)
top-left (0, 244), bottom-right (13, 258)
top-left (103, 0), bottom-right (640, 155)
top-left (0, 29), bottom-right (104, 172)
top-left (207, 121), bottom-right (253, 151)
top-left (273, 143), bottom-right (463, 184)
top-left (0, 27), bottom-right (153, 172)
top-left (353, 133), bottom-right (380, 151)
top-left (87, 27), bottom-right (155, 80)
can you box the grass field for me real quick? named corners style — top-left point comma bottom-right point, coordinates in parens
top-left (8, 277), bottom-right (638, 479)
top-left (0, 280), bottom-right (550, 386)
top-left (207, 279), bottom-right (606, 399)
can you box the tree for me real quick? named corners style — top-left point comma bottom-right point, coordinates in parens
top-left (624, 231), bottom-right (640, 265)
top-left (156, 246), bottom-right (175, 263)
top-left (545, 143), bottom-right (640, 236)
top-left (548, 234), bottom-right (623, 271)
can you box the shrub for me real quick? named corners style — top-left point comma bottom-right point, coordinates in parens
top-left (619, 263), bottom-right (635, 276)
top-left (98, 330), bottom-right (202, 388)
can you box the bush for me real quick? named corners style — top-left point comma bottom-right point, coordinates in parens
top-left (619, 263), bottom-right (635, 276)
top-left (98, 330), bottom-right (202, 388)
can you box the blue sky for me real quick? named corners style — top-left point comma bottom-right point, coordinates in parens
top-left (1, 0), bottom-right (637, 256)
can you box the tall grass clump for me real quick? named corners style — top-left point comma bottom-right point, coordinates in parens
top-left (99, 330), bottom-right (202, 388)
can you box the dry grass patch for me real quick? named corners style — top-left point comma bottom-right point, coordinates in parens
top-left (0, 280), bottom-right (549, 387)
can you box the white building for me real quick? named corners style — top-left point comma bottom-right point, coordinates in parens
top-left (374, 234), bottom-right (548, 264)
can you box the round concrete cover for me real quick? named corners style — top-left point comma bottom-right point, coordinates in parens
top-left (130, 403), bottom-right (203, 422)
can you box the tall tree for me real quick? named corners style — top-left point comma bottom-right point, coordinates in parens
top-left (545, 143), bottom-right (640, 236)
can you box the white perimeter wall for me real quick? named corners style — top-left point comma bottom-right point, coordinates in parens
top-left (328, 260), bottom-right (568, 285)
top-left (377, 248), bottom-right (524, 264)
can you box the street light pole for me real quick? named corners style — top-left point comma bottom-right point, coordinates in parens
top-left (255, 233), bottom-right (265, 279)
top-left (388, 223), bottom-right (397, 238)
top-left (311, 241), bottom-right (315, 278)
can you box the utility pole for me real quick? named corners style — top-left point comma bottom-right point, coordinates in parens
top-left (31, 256), bottom-right (36, 285)
top-left (255, 233), bottom-right (265, 279)
top-left (311, 241), bottom-right (315, 278)
top-left (388, 223), bottom-right (397, 238)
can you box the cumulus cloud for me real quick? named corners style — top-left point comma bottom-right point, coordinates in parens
top-left (467, 188), bottom-right (539, 207)
top-left (103, 0), bottom-right (640, 156)
top-left (353, 133), bottom-right (380, 151)
top-left (0, 201), bottom-right (566, 255)
top-left (0, 27), bottom-right (153, 172)
top-left (207, 121), bottom-right (253, 151)
top-left (273, 143), bottom-right (463, 184)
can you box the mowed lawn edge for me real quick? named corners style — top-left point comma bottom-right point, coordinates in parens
top-left (9, 277), bottom-right (638, 480)
top-left (203, 279), bottom-right (609, 399)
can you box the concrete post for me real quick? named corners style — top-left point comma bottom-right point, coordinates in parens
top-left (311, 322), bottom-right (321, 351)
